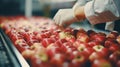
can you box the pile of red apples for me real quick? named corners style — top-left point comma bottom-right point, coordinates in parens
top-left (0, 16), bottom-right (120, 67)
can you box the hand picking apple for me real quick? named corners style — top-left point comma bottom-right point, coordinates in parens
top-left (53, 8), bottom-right (79, 28)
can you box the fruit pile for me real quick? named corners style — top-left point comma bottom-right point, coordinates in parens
top-left (0, 16), bottom-right (120, 67)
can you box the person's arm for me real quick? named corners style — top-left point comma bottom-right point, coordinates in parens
top-left (76, 0), bottom-right (120, 25)
top-left (72, 0), bottom-right (89, 21)
top-left (72, 0), bottom-right (88, 10)
top-left (53, 0), bottom-right (90, 27)
top-left (74, 6), bottom-right (86, 22)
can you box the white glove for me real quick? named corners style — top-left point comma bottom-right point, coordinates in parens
top-left (53, 9), bottom-right (79, 27)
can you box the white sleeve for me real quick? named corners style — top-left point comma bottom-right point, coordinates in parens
top-left (84, 0), bottom-right (120, 25)
top-left (73, 0), bottom-right (89, 10)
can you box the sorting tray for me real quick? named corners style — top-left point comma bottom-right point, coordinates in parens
top-left (0, 28), bottom-right (29, 67)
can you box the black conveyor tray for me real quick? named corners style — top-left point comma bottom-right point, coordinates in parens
top-left (0, 28), bottom-right (29, 67)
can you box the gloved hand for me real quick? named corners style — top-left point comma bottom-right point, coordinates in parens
top-left (53, 9), bottom-right (79, 27)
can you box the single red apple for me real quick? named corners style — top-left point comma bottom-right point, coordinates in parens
top-left (46, 45), bottom-right (61, 58)
top-left (22, 49), bottom-right (34, 60)
top-left (88, 41), bottom-right (100, 47)
top-left (14, 39), bottom-right (29, 53)
top-left (54, 39), bottom-right (67, 47)
top-left (109, 44), bottom-right (120, 53)
top-left (76, 32), bottom-right (90, 43)
top-left (60, 42), bottom-right (75, 53)
top-left (106, 31), bottom-right (119, 39)
top-left (41, 37), bottom-right (56, 47)
top-left (50, 53), bottom-right (65, 67)
top-left (70, 51), bottom-right (88, 67)
top-left (30, 54), bottom-right (51, 67)
top-left (92, 59), bottom-right (112, 67)
top-left (109, 50), bottom-right (120, 65)
top-left (92, 45), bottom-right (104, 52)
top-left (89, 52), bottom-right (106, 62)
top-left (87, 30), bottom-right (97, 37)
top-left (104, 39), bottom-right (115, 48)
top-left (91, 33), bottom-right (106, 44)
top-left (116, 35), bottom-right (120, 45)
top-left (116, 60), bottom-right (120, 67)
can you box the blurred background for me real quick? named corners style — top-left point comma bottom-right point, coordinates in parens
top-left (0, 0), bottom-right (76, 18)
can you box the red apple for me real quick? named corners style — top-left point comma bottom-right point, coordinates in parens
top-left (30, 55), bottom-right (51, 67)
top-left (88, 41), bottom-right (100, 47)
top-left (52, 29), bottom-right (61, 35)
top-left (59, 31), bottom-right (75, 43)
top-left (20, 32), bottom-right (31, 41)
top-left (104, 39), bottom-right (115, 48)
top-left (107, 31), bottom-right (119, 39)
top-left (54, 39), bottom-right (67, 47)
top-left (41, 37), bottom-right (56, 47)
top-left (70, 51), bottom-right (88, 67)
top-left (27, 39), bottom-right (39, 46)
top-left (50, 53), bottom-right (65, 67)
top-left (91, 33), bottom-right (106, 44)
top-left (14, 39), bottom-right (29, 53)
top-left (92, 59), bottom-right (112, 67)
top-left (30, 43), bottom-right (44, 51)
top-left (36, 31), bottom-right (51, 40)
top-left (87, 30), bottom-right (97, 37)
top-left (117, 60), bottom-right (120, 67)
top-left (62, 62), bottom-right (70, 67)
top-left (93, 45), bottom-right (110, 57)
top-left (60, 42), bottom-right (76, 53)
top-left (92, 45), bottom-right (104, 52)
top-left (109, 44), bottom-right (120, 53)
top-left (46, 43), bottom-right (59, 49)
top-left (22, 49), bottom-right (34, 60)
top-left (116, 35), bottom-right (120, 45)
top-left (72, 29), bottom-right (79, 38)
top-left (109, 50), bottom-right (120, 65)
top-left (77, 43), bottom-right (88, 52)
top-left (61, 46), bottom-right (77, 57)
top-left (58, 32), bottom-right (67, 39)
top-left (5, 26), bottom-right (15, 35)
top-left (63, 27), bottom-right (74, 34)
top-left (33, 47), bottom-right (48, 62)
top-left (7, 29), bottom-right (23, 41)
top-left (46, 45), bottom-right (61, 58)
top-left (65, 36), bottom-right (76, 43)
top-left (84, 47), bottom-right (95, 56)
top-left (73, 40), bottom-right (89, 48)
top-left (58, 30), bottom-right (76, 42)
top-left (35, 33), bottom-right (46, 41)
top-left (76, 32), bottom-right (89, 43)
top-left (1, 22), bottom-right (11, 33)
top-left (77, 28), bottom-right (86, 36)
top-left (11, 34), bottom-right (23, 43)
top-left (89, 52), bottom-right (106, 62)
top-left (73, 40), bottom-right (80, 48)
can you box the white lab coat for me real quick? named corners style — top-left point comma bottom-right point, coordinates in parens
top-left (73, 0), bottom-right (120, 31)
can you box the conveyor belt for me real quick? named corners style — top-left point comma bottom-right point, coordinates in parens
top-left (0, 28), bottom-right (29, 67)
